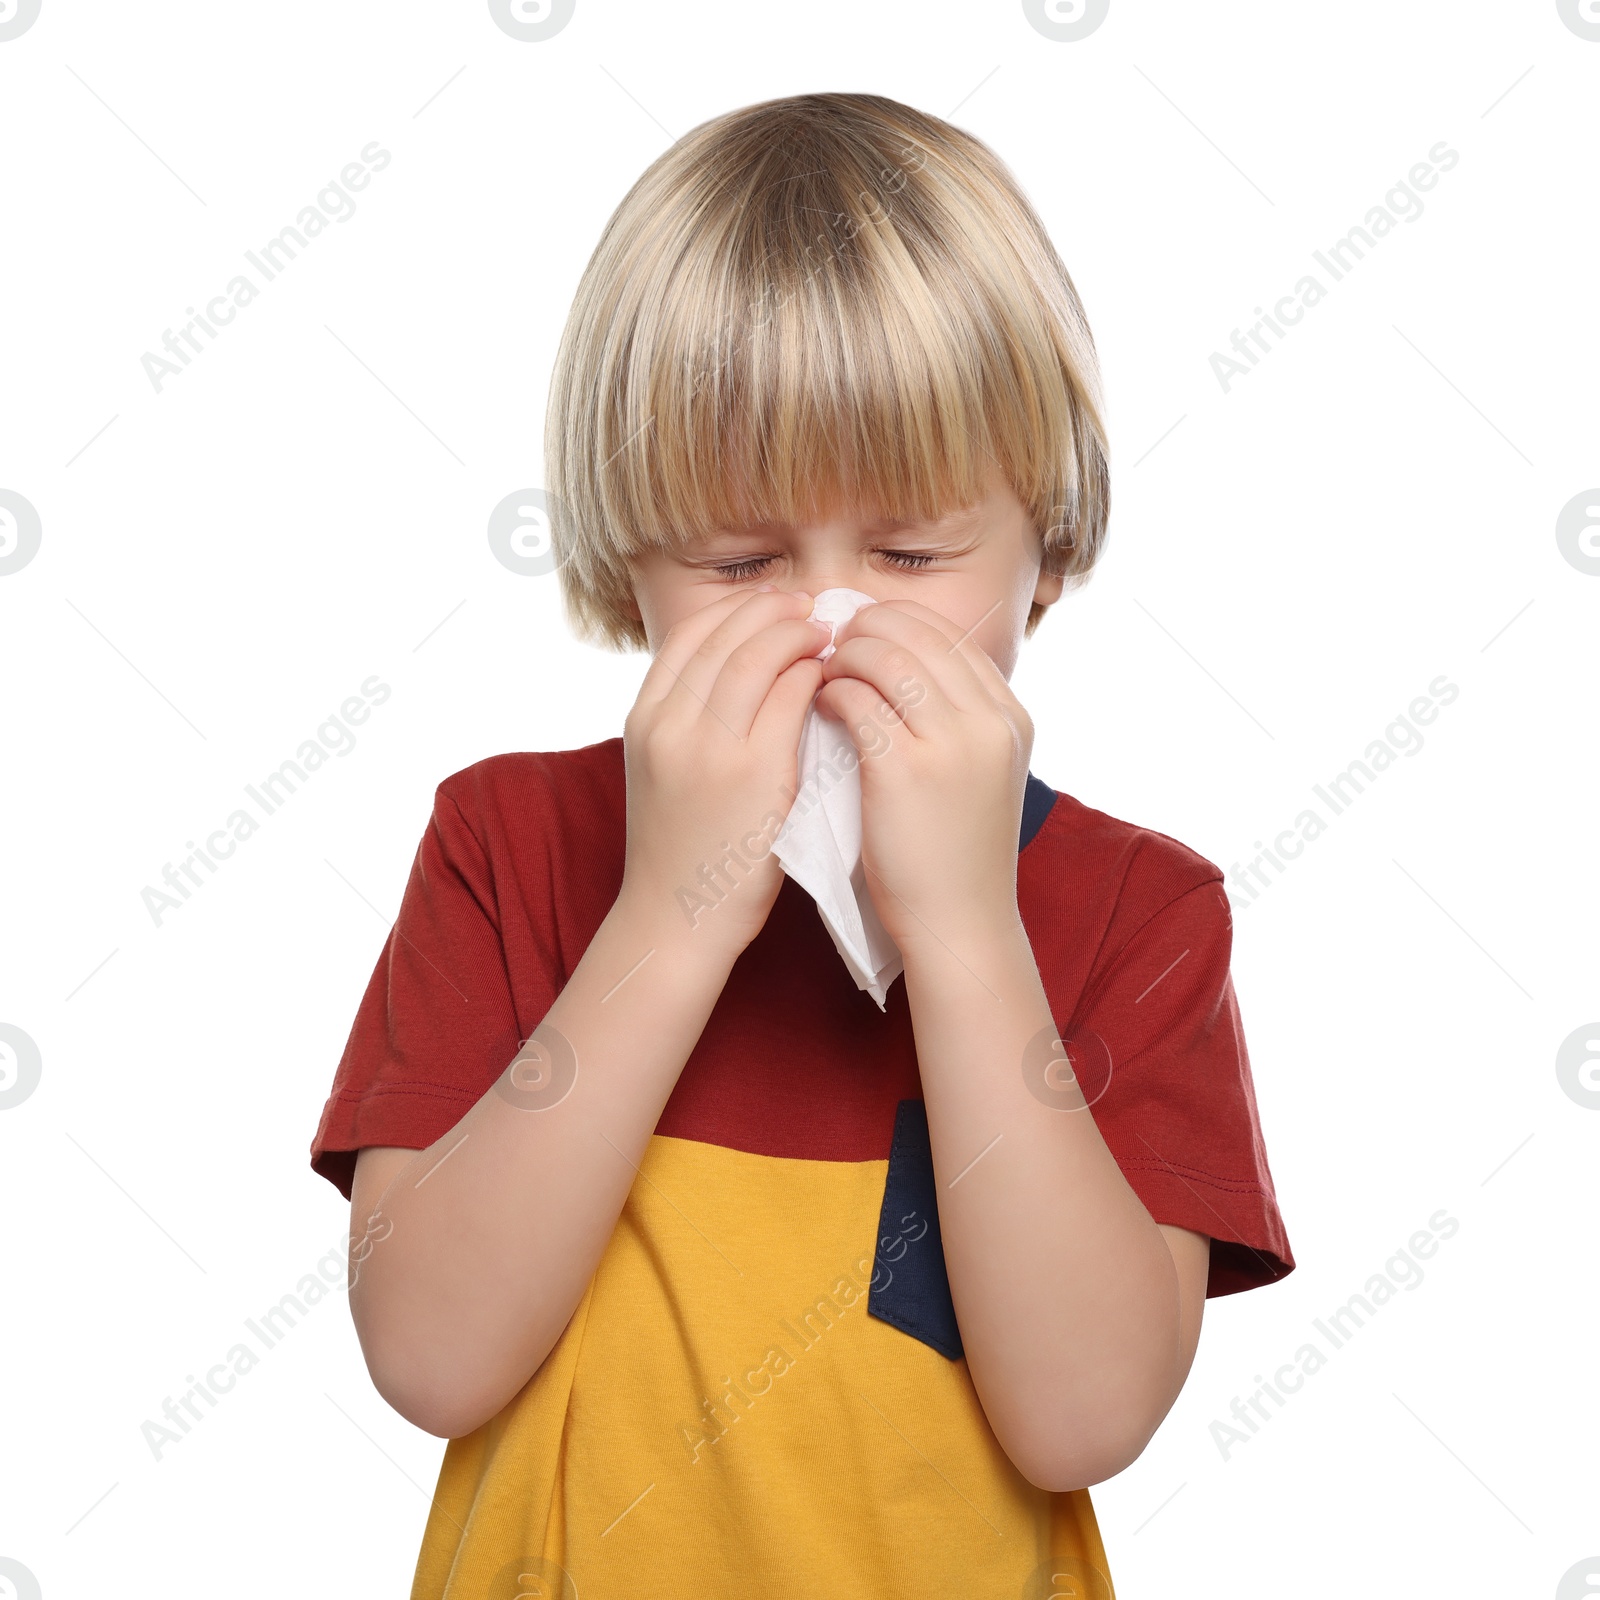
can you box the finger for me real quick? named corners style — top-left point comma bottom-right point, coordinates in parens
top-left (633, 586), bottom-right (763, 714)
top-left (829, 600), bottom-right (996, 713)
top-left (637, 588), bottom-right (814, 720)
top-left (819, 597), bottom-right (991, 740)
top-left (813, 674), bottom-right (910, 765)
top-left (702, 617), bottom-right (835, 738)
top-left (835, 598), bottom-right (1021, 716)
top-left (819, 632), bottom-right (954, 741)
top-left (748, 652), bottom-right (826, 754)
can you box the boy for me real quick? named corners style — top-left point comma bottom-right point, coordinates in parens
top-left (310, 91), bottom-right (1293, 1597)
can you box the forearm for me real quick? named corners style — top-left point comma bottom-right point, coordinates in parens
top-left (901, 912), bottom-right (1185, 1490)
top-left (349, 891), bottom-right (741, 1437)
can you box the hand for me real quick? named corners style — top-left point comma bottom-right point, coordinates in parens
top-left (618, 586), bottom-right (831, 954)
top-left (814, 598), bottom-right (1032, 952)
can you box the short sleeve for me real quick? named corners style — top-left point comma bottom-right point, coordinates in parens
top-left (308, 786), bottom-right (526, 1201)
top-left (1063, 876), bottom-right (1294, 1296)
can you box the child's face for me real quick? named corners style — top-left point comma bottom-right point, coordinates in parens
top-left (625, 465), bottom-right (1064, 681)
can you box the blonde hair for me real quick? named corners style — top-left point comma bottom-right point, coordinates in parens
top-left (544, 91), bottom-right (1111, 653)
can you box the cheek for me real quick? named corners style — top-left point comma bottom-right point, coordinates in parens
top-left (630, 564), bottom-right (703, 641)
top-left (979, 633), bottom-right (1018, 678)
top-left (968, 593), bottom-right (1029, 676)
top-left (641, 575), bottom-right (772, 651)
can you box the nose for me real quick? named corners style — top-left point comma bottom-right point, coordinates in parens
top-left (790, 576), bottom-right (881, 606)
top-left (783, 549), bottom-right (873, 600)
top-left (801, 584), bottom-right (881, 649)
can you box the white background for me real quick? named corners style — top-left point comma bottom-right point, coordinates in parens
top-left (1, 2), bottom-right (1596, 1596)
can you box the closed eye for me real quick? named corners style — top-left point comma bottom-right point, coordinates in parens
top-left (709, 556), bottom-right (774, 582)
top-left (709, 550), bottom-right (941, 582)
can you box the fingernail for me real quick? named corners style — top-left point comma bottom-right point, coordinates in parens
top-left (755, 583), bottom-right (775, 592)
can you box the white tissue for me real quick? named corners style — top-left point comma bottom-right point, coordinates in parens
top-left (771, 588), bottom-right (905, 1009)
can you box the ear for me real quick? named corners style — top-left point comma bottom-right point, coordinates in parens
top-left (1032, 567), bottom-right (1066, 610)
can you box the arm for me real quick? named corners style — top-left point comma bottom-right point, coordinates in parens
top-left (900, 917), bottom-right (1210, 1490)
top-left (346, 586), bottom-right (831, 1438)
top-left (348, 902), bottom-right (741, 1439)
top-left (817, 597), bottom-right (1210, 1490)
